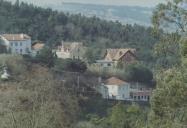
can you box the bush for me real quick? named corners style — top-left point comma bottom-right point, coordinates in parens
top-left (55, 58), bottom-right (87, 73)
top-left (35, 47), bottom-right (57, 67)
top-left (125, 64), bottom-right (153, 83)
top-left (0, 54), bottom-right (27, 75)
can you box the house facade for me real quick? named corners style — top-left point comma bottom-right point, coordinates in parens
top-left (0, 34), bottom-right (32, 55)
top-left (56, 42), bottom-right (85, 59)
top-left (98, 77), bottom-right (152, 101)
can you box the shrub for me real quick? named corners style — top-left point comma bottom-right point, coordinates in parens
top-left (125, 64), bottom-right (153, 83)
top-left (55, 58), bottom-right (87, 73)
top-left (0, 54), bottom-right (27, 75)
top-left (35, 47), bottom-right (56, 67)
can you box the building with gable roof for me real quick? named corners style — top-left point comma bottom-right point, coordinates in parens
top-left (104, 48), bottom-right (136, 64)
top-left (98, 77), bottom-right (152, 101)
top-left (96, 48), bottom-right (137, 68)
top-left (0, 34), bottom-right (32, 55)
top-left (31, 41), bottom-right (45, 56)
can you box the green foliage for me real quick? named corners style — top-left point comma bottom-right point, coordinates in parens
top-left (149, 68), bottom-right (187, 128)
top-left (108, 103), bottom-right (147, 128)
top-left (0, 0), bottom-right (160, 65)
top-left (55, 58), bottom-right (87, 73)
top-left (0, 54), bottom-right (27, 75)
top-left (152, 0), bottom-right (187, 32)
top-left (35, 47), bottom-right (56, 67)
top-left (125, 64), bottom-right (153, 83)
top-left (0, 56), bottom-right (79, 128)
top-left (180, 37), bottom-right (187, 57)
top-left (154, 33), bottom-right (181, 69)
top-left (84, 47), bottom-right (103, 64)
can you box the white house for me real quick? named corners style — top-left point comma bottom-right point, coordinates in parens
top-left (99, 77), bottom-right (152, 101)
top-left (98, 77), bottom-right (131, 100)
top-left (0, 34), bottom-right (32, 55)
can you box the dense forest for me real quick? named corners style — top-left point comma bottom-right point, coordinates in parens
top-left (0, 0), bottom-right (161, 65)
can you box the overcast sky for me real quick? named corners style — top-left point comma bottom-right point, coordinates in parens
top-left (7, 0), bottom-right (166, 7)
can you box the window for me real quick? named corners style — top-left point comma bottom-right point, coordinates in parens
top-left (144, 96), bottom-right (147, 99)
top-left (20, 42), bottom-right (22, 46)
top-left (10, 42), bottom-right (13, 46)
top-left (123, 94), bottom-right (125, 98)
top-left (141, 96), bottom-right (144, 99)
top-left (15, 42), bottom-right (18, 46)
top-left (107, 63), bottom-right (111, 66)
top-left (138, 96), bottom-right (140, 100)
top-left (134, 96), bottom-right (137, 100)
top-left (16, 49), bottom-right (18, 53)
top-left (20, 49), bottom-right (22, 53)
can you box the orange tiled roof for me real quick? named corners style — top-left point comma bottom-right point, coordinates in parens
top-left (105, 77), bottom-right (127, 85)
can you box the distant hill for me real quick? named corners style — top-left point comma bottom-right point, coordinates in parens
top-left (52, 3), bottom-right (153, 26)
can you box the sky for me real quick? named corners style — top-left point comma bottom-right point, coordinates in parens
top-left (7, 0), bottom-right (166, 7)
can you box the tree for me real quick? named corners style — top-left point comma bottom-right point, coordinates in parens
top-left (149, 68), bottom-right (187, 128)
top-left (154, 33), bottom-right (181, 69)
top-left (83, 47), bottom-right (104, 64)
top-left (152, 0), bottom-right (187, 33)
top-left (54, 58), bottom-right (87, 73)
top-left (125, 64), bottom-right (153, 83)
top-left (149, 0), bottom-right (187, 127)
top-left (109, 103), bottom-right (146, 128)
top-left (0, 0), bottom-right (160, 66)
top-left (35, 47), bottom-right (56, 67)
top-left (0, 55), bottom-right (79, 128)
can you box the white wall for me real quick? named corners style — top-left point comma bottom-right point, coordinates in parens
top-left (8, 40), bottom-right (32, 55)
top-left (105, 83), bottom-right (130, 100)
top-left (99, 82), bottom-right (152, 101)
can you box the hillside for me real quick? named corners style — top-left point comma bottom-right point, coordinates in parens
top-left (0, 0), bottom-right (161, 66)
top-left (55, 3), bottom-right (153, 26)
top-left (0, 55), bottom-right (79, 128)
